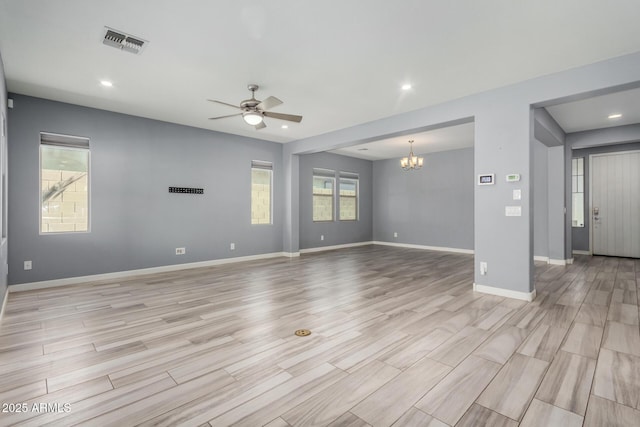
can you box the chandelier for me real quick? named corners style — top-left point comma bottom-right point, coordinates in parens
top-left (400, 140), bottom-right (423, 170)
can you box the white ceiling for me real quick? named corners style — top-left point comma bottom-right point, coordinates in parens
top-left (545, 87), bottom-right (640, 133)
top-left (330, 122), bottom-right (475, 161)
top-left (334, 86), bottom-right (640, 162)
top-left (1, 1), bottom-right (640, 148)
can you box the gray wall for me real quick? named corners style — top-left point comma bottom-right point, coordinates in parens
top-left (533, 141), bottom-right (567, 261)
top-left (475, 105), bottom-right (534, 293)
top-left (569, 124), bottom-right (640, 149)
top-left (373, 147), bottom-right (474, 250)
top-left (547, 146), bottom-right (565, 261)
top-left (0, 52), bottom-right (7, 306)
top-left (285, 52), bottom-right (640, 295)
top-left (299, 152), bottom-right (372, 249)
top-left (282, 153), bottom-right (300, 254)
top-left (571, 141), bottom-right (640, 252)
top-left (8, 94), bottom-right (284, 285)
top-left (533, 140), bottom-right (549, 258)
top-left (534, 108), bottom-right (565, 147)
top-left (5, 51), bottom-right (639, 296)
top-left (533, 109), bottom-right (567, 262)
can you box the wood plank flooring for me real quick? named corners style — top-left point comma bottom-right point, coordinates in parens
top-left (0, 245), bottom-right (639, 426)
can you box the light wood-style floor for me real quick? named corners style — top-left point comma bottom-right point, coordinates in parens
top-left (0, 245), bottom-right (639, 426)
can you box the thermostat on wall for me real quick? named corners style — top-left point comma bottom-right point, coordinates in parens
top-left (477, 174), bottom-right (495, 185)
top-left (506, 173), bottom-right (521, 182)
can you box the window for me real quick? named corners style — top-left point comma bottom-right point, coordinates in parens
top-left (313, 169), bottom-right (335, 222)
top-left (251, 160), bottom-right (273, 225)
top-left (40, 133), bottom-right (90, 233)
top-left (572, 157), bottom-right (585, 227)
top-left (339, 172), bottom-right (358, 221)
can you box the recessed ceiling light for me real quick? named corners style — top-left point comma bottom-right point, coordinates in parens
top-left (401, 84), bottom-right (412, 91)
top-left (100, 80), bottom-right (113, 87)
top-left (281, 125), bottom-right (288, 129)
top-left (608, 113), bottom-right (622, 119)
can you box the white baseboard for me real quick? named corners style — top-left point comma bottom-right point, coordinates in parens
top-left (9, 252), bottom-right (290, 293)
top-left (534, 257), bottom-right (574, 266)
top-left (8, 242), bottom-right (472, 293)
top-left (572, 250), bottom-right (590, 256)
top-left (372, 241), bottom-right (474, 255)
top-left (549, 258), bottom-right (573, 266)
top-left (0, 287), bottom-right (8, 325)
top-left (8, 243), bottom-right (514, 295)
top-left (473, 283), bottom-right (536, 302)
top-left (282, 252), bottom-right (300, 258)
top-left (300, 241), bottom-right (373, 254)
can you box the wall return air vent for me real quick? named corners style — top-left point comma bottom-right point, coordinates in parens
top-left (102, 27), bottom-right (147, 54)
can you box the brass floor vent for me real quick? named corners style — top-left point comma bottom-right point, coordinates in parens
top-left (294, 329), bottom-right (311, 337)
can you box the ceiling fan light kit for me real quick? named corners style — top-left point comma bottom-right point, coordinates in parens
top-left (208, 84), bottom-right (302, 130)
top-left (243, 111), bottom-right (263, 125)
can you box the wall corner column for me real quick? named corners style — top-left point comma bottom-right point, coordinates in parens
top-left (283, 150), bottom-right (300, 255)
top-left (474, 101), bottom-right (534, 300)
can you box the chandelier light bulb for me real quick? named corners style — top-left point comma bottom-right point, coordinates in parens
top-left (400, 140), bottom-right (423, 171)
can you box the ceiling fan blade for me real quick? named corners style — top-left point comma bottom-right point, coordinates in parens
top-left (257, 96), bottom-right (283, 111)
top-left (263, 111), bottom-right (303, 123)
top-left (255, 121), bottom-right (267, 130)
top-left (208, 113), bottom-right (242, 120)
top-left (207, 99), bottom-right (241, 110)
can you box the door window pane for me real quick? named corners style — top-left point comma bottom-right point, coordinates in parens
top-left (572, 157), bottom-right (584, 227)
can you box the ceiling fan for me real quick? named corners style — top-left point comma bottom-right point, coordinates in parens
top-left (208, 84), bottom-right (303, 130)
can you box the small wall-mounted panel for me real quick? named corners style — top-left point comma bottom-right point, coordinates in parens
top-left (477, 174), bottom-right (495, 185)
top-left (505, 206), bottom-right (522, 217)
top-left (169, 187), bottom-right (204, 194)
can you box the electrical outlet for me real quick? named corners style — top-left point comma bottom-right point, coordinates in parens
top-left (394, 232), bottom-right (398, 238)
top-left (480, 262), bottom-right (488, 275)
top-left (175, 247), bottom-right (186, 255)
top-left (24, 260), bottom-right (32, 270)
top-left (320, 235), bottom-right (324, 241)
top-left (230, 243), bottom-right (235, 250)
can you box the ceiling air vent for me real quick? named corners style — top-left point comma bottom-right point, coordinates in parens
top-left (102, 27), bottom-right (147, 55)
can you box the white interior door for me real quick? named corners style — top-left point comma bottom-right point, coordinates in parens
top-left (591, 151), bottom-right (640, 258)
